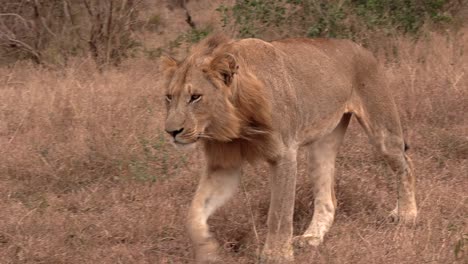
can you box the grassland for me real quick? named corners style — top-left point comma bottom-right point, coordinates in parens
top-left (0, 29), bottom-right (467, 263)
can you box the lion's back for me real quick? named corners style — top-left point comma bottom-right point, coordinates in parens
top-left (231, 37), bottom-right (384, 138)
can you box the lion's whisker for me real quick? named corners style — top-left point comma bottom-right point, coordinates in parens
top-left (198, 133), bottom-right (214, 139)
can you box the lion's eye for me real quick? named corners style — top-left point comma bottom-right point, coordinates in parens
top-left (190, 94), bottom-right (202, 103)
top-left (165, 94), bottom-right (172, 102)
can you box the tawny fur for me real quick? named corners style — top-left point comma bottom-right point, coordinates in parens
top-left (161, 33), bottom-right (417, 263)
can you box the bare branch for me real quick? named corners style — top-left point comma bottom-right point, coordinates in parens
top-left (0, 30), bottom-right (41, 63)
top-left (0, 13), bottom-right (30, 28)
top-left (82, 0), bottom-right (94, 17)
top-left (40, 16), bottom-right (56, 37)
top-left (32, 0), bottom-right (56, 37)
top-left (62, 0), bottom-right (72, 23)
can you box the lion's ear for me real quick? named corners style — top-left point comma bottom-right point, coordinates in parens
top-left (210, 53), bottom-right (238, 86)
top-left (160, 55), bottom-right (179, 78)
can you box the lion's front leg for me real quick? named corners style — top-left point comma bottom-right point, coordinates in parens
top-left (261, 147), bottom-right (298, 264)
top-left (187, 166), bottom-right (240, 263)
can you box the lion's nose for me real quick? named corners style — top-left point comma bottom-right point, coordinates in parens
top-left (166, 127), bottom-right (184, 138)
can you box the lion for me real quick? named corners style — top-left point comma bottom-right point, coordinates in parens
top-left (160, 34), bottom-right (417, 263)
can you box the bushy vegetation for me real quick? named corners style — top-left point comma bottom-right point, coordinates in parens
top-left (2, 0), bottom-right (464, 66)
top-left (217, 0), bottom-right (459, 40)
top-left (0, 0), bottom-right (143, 67)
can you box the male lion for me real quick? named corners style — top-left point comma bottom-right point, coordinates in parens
top-left (160, 34), bottom-right (417, 263)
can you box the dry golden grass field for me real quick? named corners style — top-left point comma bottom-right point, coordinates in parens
top-left (0, 30), bottom-right (467, 263)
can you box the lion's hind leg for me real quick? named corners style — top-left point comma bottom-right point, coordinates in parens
top-left (353, 94), bottom-right (417, 224)
top-left (293, 113), bottom-right (351, 248)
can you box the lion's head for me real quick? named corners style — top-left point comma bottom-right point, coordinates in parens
top-left (160, 34), bottom-right (273, 151)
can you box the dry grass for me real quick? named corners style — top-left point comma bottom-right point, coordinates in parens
top-left (0, 30), bottom-right (467, 264)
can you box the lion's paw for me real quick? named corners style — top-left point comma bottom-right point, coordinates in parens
top-left (293, 234), bottom-right (322, 249)
top-left (194, 238), bottom-right (221, 263)
top-left (389, 207), bottom-right (417, 225)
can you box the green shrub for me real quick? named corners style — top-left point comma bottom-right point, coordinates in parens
top-left (218, 0), bottom-right (454, 39)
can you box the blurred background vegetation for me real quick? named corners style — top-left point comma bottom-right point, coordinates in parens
top-left (0, 0), bottom-right (466, 67)
top-left (218, 0), bottom-right (461, 38)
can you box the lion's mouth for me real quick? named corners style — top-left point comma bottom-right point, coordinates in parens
top-left (170, 129), bottom-right (208, 148)
top-left (171, 138), bottom-right (198, 150)
top-left (174, 139), bottom-right (197, 145)
top-left (171, 134), bottom-right (199, 147)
